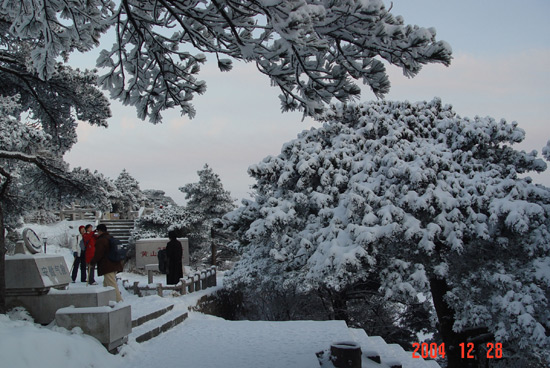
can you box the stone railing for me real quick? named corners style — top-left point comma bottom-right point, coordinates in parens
top-left (58, 204), bottom-right (156, 221)
top-left (58, 207), bottom-right (101, 221)
top-left (123, 266), bottom-right (217, 297)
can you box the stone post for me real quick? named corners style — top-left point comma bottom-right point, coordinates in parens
top-left (194, 273), bottom-right (201, 291)
top-left (201, 271), bottom-right (207, 289)
top-left (330, 341), bottom-right (362, 368)
top-left (188, 277), bottom-right (195, 293)
top-left (211, 266), bottom-right (217, 287)
top-left (133, 281), bottom-right (141, 297)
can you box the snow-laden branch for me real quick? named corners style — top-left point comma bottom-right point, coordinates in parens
top-left (2, 0), bottom-right (452, 122)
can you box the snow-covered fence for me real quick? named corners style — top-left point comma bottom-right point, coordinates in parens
top-left (123, 266), bottom-right (217, 297)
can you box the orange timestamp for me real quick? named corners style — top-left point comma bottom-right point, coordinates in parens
top-left (412, 342), bottom-right (503, 359)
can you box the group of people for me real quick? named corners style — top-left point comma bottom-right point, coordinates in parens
top-left (71, 224), bottom-right (97, 284)
top-left (71, 224), bottom-right (185, 302)
top-left (71, 224), bottom-right (124, 302)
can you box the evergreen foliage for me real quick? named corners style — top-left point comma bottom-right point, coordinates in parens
top-left (0, 30), bottom-right (117, 312)
top-left (224, 99), bottom-right (550, 366)
top-left (133, 164), bottom-right (236, 265)
top-left (1, 0), bottom-right (452, 122)
top-left (180, 164), bottom-right (236, 258)
top-left (143, 189), bottom-right (177, 208)
top-left (112, 169), bottom-right (148, 217)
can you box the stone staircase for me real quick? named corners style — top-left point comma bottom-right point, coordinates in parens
top-left (99, 219), bottom-right (135, 245)
top-left (129, 303), bottom-right (188, 343)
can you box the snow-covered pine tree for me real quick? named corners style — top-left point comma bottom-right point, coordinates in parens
top-left (112, 169), bottom-right (148, 218)
top-left (180, 164), bottom-right (236, 263)
top-left (143, 189), bottom-right (177, 209)
top-left (224, 99), bottom-right (550, 367)
top-left (132, 205), bottom-right (197, 243)
top-left (0, 30), bottom-right (117, 311)
top-left (1, 0), bottom-right (452, 122)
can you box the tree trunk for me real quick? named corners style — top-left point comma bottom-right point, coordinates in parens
top-left (429, 276), bottom-right (465, 368)
top-left (0, 202), bottom-right (6, 313)
top-left (332, 291), bottom-right (349, 321)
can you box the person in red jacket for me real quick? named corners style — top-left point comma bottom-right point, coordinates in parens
top-left (90, 224), bottom-right (123, 302)
top-left (83, 224), bottom-right (97, 285)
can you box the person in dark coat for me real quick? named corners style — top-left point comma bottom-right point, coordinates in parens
top-left (90, 224), bottom-right (124, 302)
top-left (166, 231), bottom-right (183, 285)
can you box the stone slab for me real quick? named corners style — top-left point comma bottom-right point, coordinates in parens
top-left (5, 254), bottom-right (71, 295)
top-left (56, 304), bottom-right (132, 351)
top-left (135, 238), bottom-right (189, 268)
top-left (6, 287), bottom-right (116, 325)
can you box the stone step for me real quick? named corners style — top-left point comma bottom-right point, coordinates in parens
top-left (99, 220), bottom-right (134, 246)
top-left (348, 328), bottom-right (441, 368)
top-left (129, 304), bottom-right (188, 344)
top-left (132, 304), bottom-right (174, 328)
top-left (102, 223), bottom-right (135, 228)
top-left (101, 220), bottom-right (135, 224)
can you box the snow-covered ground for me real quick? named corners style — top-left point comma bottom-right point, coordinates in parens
top-left (2, 221), bottom-right (438, 368)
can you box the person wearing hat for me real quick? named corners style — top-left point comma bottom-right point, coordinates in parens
top-left (90, 224), bottom-right (124, 302)
top-left (71, 226), bottom-right (87, 283)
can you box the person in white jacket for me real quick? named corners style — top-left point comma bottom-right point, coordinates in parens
top-left (70, 226), bottom-right (87, 282)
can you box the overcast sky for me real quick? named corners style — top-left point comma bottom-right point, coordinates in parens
top-left (64, 0), bottom-right (550, 205)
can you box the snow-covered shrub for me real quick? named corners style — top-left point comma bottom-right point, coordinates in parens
top-left (131, 205), bottom-right (209, 264)
top-left (225, 99), bottom-right (550, 366)
top-left (132, 205), bottom-right (193, 240)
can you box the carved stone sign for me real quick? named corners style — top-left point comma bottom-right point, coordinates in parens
top-left (23, 228), bottom-right (43, 254)
top-left (135, 238), bottom-right (189, 268)
top-left (5, 254), bottom-right (71, 295)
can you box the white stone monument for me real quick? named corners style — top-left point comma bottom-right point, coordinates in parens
top-left (135, 238), bottom-right (190, 268)
top-left (6, 228), bottom-right (131, 351)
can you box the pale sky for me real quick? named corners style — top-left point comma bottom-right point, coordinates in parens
top-left (64, 0), bottom-right (550, 205)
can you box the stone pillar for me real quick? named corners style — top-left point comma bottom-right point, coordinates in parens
top-left (200, 271), bottom-right (207, 289)
top-left (194, 273), bottom-right (201, 291)
top-left (210, 266), bottom-right (217, 287)
top-left (188, 277), bottom-right (195, 293)
top-left (133, 281), bottom-right (142, 297)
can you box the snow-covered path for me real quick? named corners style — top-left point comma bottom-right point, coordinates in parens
top-left (119, 314), bottom-right (352, 368)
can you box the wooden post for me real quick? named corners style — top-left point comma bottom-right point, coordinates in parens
top-left (156, 283), bottom-right (163, 297)
top-left (147, 269), bottom-right (154, 284)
